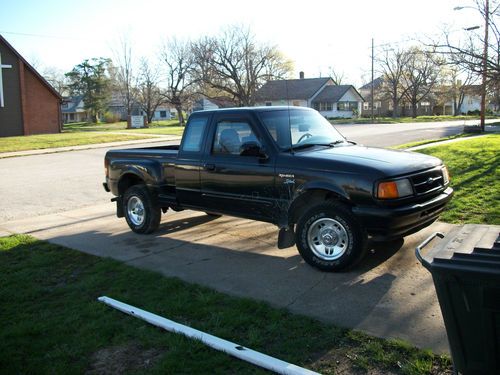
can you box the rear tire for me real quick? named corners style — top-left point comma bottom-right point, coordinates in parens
top-left (123, 184), bottom-right (161, 234)
top-left (296, 201), bottom-right (367, 271)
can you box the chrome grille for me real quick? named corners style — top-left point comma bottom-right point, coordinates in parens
top-left (410, 168), bottom-right (445, 196)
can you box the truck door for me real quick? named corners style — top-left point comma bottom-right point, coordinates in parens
top-left (200, 113), bottom-right (277, 222)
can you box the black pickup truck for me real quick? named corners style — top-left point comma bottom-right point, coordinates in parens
top-left (104, 107), bottom-right (453, 271)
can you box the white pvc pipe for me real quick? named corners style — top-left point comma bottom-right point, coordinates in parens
top-left (98, 296), bottom-right (320, 375)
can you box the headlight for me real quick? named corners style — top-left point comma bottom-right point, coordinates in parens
top-left (377, 178), bottom-right (413, 199)
top-left (442, 166), bottom-right (450, 185)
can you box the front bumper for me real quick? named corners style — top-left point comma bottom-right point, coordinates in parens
top-left (352, 187), bottom-right (454, 240)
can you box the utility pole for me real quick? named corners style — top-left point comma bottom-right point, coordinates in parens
top-left (480, 0), bottom-right (489, 132)
top-left (371, 38), bottom-right (374, 122)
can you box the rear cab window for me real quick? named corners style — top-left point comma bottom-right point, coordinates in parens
top-left (180, 116), bottom-right (209, 152)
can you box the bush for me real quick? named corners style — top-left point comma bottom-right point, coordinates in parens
top-left (103, 111), bottom-right (121, 123)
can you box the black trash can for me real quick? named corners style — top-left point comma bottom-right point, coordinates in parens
top-left (416, 227), bottom-right (500, 375)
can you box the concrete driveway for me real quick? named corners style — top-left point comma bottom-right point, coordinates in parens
top-left (0, 202), bottom-right (459, 354)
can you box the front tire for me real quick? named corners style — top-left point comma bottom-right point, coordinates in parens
top-left (296, 202), bottom-right (367, 271)
top-left (123, 184), bottom-right (161, 234)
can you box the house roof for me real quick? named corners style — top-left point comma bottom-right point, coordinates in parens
top-left (311, 85), bottom-right (361, 103)
top-left (0, 34), bottom-right (62, 101)
top-left (61, 95), bottom-right (84, 113)
top-left (359, 77), bottom-right (384, 91)
top-left (255, 77), bottom-right (331, 101)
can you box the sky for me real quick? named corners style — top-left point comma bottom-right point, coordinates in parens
top-left (0, 0), bottom-right (486, 87)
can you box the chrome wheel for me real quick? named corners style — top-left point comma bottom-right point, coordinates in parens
top-left (307, 217), bottom-right (349, 261)
top-left (127, 196), bottom-right (145, 226)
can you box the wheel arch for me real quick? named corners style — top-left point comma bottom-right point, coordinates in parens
top-left (118, 172), bottom-right (146, 196)
top-left (288, 185), bottom-right (352, 226)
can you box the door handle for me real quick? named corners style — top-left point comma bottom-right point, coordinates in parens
top-left (204, 163), bottom-right (216, 171)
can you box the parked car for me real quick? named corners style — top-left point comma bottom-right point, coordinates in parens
top-left (104, 107), bottom-right (453, 271)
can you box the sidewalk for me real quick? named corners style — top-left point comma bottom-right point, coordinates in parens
top-left (0, 134), bottom-right (182, 159)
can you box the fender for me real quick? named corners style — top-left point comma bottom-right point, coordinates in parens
top-left (283, 180), bottom-right (351, 227)
top-left (112, 159), bottom-right (163, 191)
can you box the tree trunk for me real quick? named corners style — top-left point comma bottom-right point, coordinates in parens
top-left (176, 106), bottom-right (185, 125)
top-left (392, 98), bottom-right (399, 118)
top-left (411, 102), bottom-right (418, 118)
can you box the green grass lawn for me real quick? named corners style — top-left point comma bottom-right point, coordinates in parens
top-left (0, 132), bottom-right (155, 153)
top-left (330, 115), bottom-right (498, 125)
top-left (0, 234), bottom-right (451, 375)
top-left (64, 120), bottom-right (185, 136)
top-left (417, 134), bottom-right (499, 224)
top-left (391, 133), bottom-right (474, 150)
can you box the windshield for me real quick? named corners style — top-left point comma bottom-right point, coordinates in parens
top-left (259, 109), bottom-right (346, 150)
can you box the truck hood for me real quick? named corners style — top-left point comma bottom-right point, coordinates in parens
top-left (298, 144), bottom-right (442, 177)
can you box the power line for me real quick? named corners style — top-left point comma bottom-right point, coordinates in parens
top-left (0, 30), bottom-right (88, 41)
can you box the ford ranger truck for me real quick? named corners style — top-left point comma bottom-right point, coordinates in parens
top-left (103, 107), bottom-right (453, 271)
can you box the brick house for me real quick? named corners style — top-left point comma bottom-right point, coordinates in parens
top-left (0, 35), bottom-right (62, 137)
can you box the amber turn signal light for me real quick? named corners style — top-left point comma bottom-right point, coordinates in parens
top-left (377, 179), bottom-right (413, 199)
top-left (377, 181), bottom-right (399, 199)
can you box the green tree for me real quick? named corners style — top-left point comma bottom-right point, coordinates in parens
top-left (66, 58), bottom-right (112, 123)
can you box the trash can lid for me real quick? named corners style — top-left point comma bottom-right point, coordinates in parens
top-left (424, 224), bottom-right (499, 262)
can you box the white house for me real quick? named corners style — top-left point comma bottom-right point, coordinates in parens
top-left (254, 73), bottom-right (363, 118)
top-left (61, 95), bottom-right (87, 123)
top-left (140, 104), bottom-right (173, 121)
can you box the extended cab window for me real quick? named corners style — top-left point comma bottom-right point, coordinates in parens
top-left (181, 116), bottom-right (208, 152)
top-left (212, 121), bottom-right (260, 155)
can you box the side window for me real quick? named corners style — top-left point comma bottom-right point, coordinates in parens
top-left (212, 121), bottom-right (260, 156)
top-left (181, 116), bottom-right (208, 152)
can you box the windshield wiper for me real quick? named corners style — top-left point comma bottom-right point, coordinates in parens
top-left (289, 141), bottom-right (344, 152)
top-left (329, 140), bottom-right (346, 146)
top-left (289, 143), bottom-right (329, 151)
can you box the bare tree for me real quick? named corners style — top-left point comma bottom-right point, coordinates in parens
top-left (42, 66), bottom-right (69, 95)
top-left (401, 48), bottom-right (442, 118)
top-left (431, 0), bottom-right (499, 83)
top-left (112, 35), bottom-right (136, 117)
top-left (377, 48), bottom-right (411, 117)
top-left (192, 25), bottom-right (293, 106)
top-left (160, 37), bottom-right (197, 125)
top-left (326, 66), bottom-right (346, 85)
top-left (443, 67), bottom-right (478, 115)
top-left (135, 58), bottom-right (165, 124)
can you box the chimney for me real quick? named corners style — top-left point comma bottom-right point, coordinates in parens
top-left (299, 71), bottom-right (304, 79)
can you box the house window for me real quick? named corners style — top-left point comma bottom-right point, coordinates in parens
top-left (363, 103), bottom-right (369, 110)
top-left (69, 113), bottom-right (75, 121)
top-left (265, 102), bottom-right (272, 106)
top-left (314, 102), bottom-right (333, 111)
top-left (160, 110), bottom-right (167, 118)
top-left (337, 101), bottom-right (357, 111)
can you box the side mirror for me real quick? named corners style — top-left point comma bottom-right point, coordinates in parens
top-left (240, 141), bottom-right (268, 159)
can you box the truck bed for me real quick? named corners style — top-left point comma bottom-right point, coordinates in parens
top-left (106, 144), bottom-right (180, 159)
